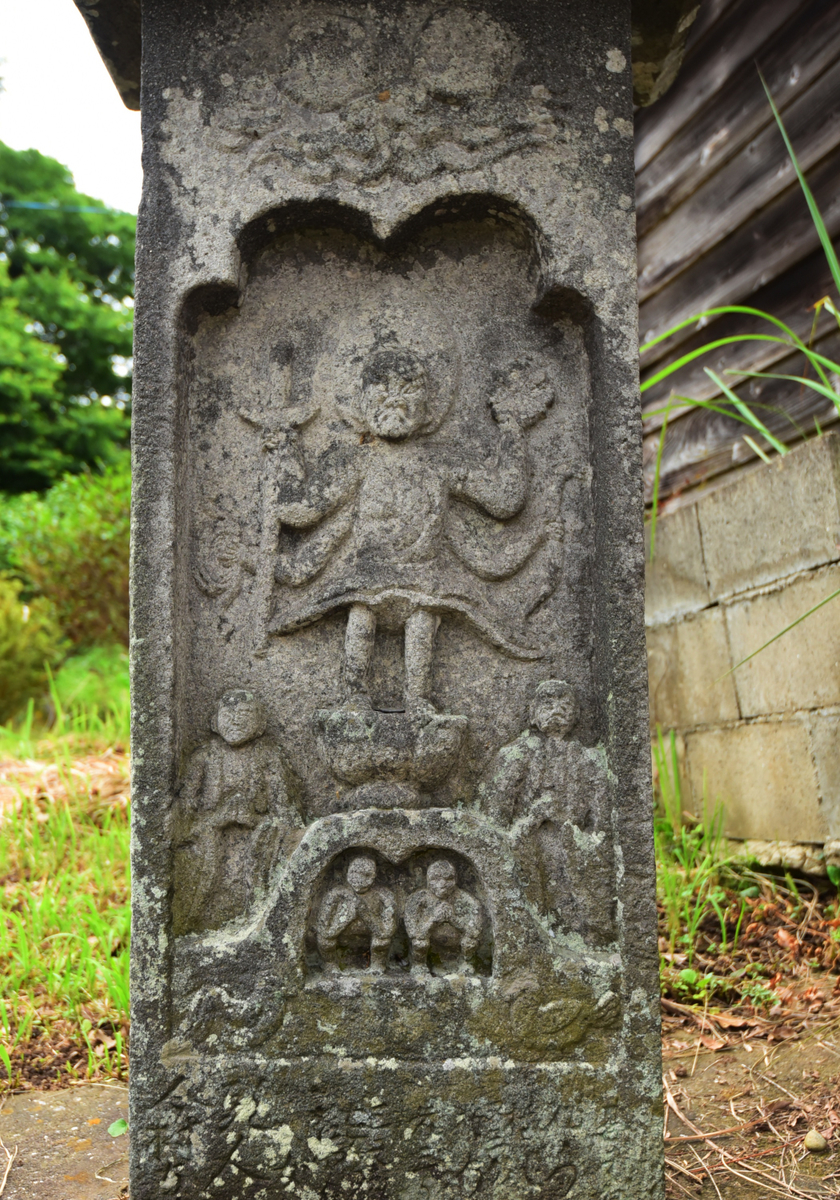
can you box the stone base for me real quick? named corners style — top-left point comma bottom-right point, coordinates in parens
top-left (135, 1058), bottom-right (662, 1200)
top-left (733, 838), bottom-right (840, 876)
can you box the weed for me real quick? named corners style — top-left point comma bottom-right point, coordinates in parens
top-left (653, 729), bottom-right (732, 965)
top-left (653, 726), bottom-right (840, 1008)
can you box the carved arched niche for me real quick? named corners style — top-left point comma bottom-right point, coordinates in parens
top-left (179, 195), bottom-right (597, 820)
top-left (305, 845), bottom-right (493, 979)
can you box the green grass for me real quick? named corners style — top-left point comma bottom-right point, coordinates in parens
top-left (0, 645), bottom-right (129, 762)
top-left (0, 690), bottom-right (130, 1088)
top-left (0, 689), bottom-right (833, 1090)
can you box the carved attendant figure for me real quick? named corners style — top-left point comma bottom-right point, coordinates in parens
top-left (316, 855), bottom-right (397, 973)
top-left (404, 859), bottom-right (483, 976)
top-left (487, 680), bottom-right (614, 945)
top-left (262, 344), bottom-right (557, 714)
top-left (172, 690), bottom-right (302, 934)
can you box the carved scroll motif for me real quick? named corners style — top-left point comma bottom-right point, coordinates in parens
top-left (195, 6), bottom-right (563, 190)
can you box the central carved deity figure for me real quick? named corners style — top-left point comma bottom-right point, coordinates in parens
top-left (265, 339), bottom-right (556, 715)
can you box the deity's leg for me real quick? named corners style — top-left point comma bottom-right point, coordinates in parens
top-left (404, 609), bottom-right (438, 709)
top-left (344, 604), bottom-right (376, 701)
top-left (409, 938), bottom-right (431, 976)
top-left (369, 938), bottom-right (389, 974)
top-left (318, 934), bottom-right (340, 973)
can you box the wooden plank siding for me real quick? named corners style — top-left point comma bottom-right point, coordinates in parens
top-left (635, 0), bottom-right (840, 505)
top-left (636, 0), bottom-right (840, 236)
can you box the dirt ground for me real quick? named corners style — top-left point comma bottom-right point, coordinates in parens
top-left (663, 1026), bottom-right (840, 1198)
top-left (0, 1082), bottom-right (127, 1200)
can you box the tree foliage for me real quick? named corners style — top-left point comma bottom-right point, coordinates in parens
top-left (0, 142), bottom-right (135, 492)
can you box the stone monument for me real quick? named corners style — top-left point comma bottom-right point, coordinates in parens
top-left (73, 0), bottom-right (682, 1195)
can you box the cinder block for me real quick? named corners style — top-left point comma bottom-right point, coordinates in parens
top-left (810, 712), bottom-right (840, 841)
top-left (645, 503), bottom-right (709, 624)
top-left (684, 721), bottom-right (826, 842)
top-left (725, 564), bottom-right (840, 716)
top-left (646, 608), bottom-right (739, 731)
top-left (699, 434), bottom-right (840, 601)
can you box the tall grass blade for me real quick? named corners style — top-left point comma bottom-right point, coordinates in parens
top-left (648, 400), bottom-right (672, 561)
top-left (715, 586), bottom-right (840, 682)
top-left (704, 369), bottom-right (789, 455)
top-left (761, 71), bottom-right (840, 297)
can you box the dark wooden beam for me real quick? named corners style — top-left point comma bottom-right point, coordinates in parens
top-left (641, 246), bottom-right (837, 425)
top-left (638, 147), bottom-right (840, 353)
top-left (635, 0), bottom-right (808, 168)
top-left (73, 0), bottom-right (141, 111)
top-left (72, 0), bottom-right (699, 113)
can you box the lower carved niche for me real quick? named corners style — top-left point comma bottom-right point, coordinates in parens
top-left (305, 847), bottom-right (493, 978)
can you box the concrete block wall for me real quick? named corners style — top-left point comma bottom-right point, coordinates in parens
top-left (646, 434), bottom-right (840, 871)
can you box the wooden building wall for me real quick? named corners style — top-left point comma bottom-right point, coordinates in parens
top-left (636, 0), bottom-right (840, 507)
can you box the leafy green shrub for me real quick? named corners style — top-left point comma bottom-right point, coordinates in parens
top-left (52, 643), bottom-right (130, 720)
top-left (0, 452), bottom-right (130, 647)
top-left (0, 576), bottom-right (63, 722)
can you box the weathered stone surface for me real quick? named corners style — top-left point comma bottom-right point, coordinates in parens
top-left (738, 839), bottom-right (830, 875)
top-left (699, 435), bottom-right (840, 602)
top-left (685, 722), bottom-right (826, 843)
top-left (724, 564), bottom-right (840, 717)
top-left (122, 1), bottom-right (661, 1197)
top-left (646, 608), bottom-right (738, 731)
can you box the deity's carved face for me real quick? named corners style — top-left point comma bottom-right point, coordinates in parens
top-left (427, 860), bottom-right (457, 899)
top-left (359, 349), bottom-right (429, 440)
top-left (531, 682), bottom-right (579, 738)
top-left (347, 856), bottom-right (378, 893)
top-left (215, 691), bottom-right (266, 746)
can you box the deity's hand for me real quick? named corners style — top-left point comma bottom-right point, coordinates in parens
top-left (487, 366), bottom-right (555, 429)
top-left (239, 402), bottom-right (320, 451)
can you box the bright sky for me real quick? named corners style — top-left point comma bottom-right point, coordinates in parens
top-left (0, 0), bottom-right (142, 214)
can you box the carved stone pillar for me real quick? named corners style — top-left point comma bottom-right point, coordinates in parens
top-left (120, 1), bottom-right (662, 1195)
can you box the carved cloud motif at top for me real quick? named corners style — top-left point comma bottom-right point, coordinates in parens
top-left (203, 4), bottom-right (561, 187)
